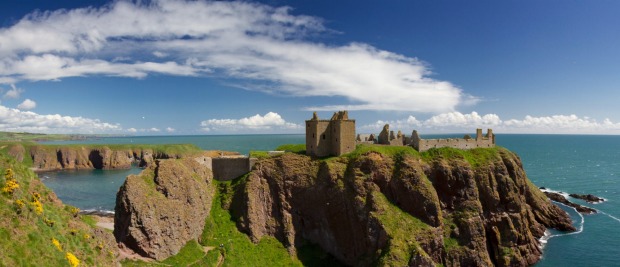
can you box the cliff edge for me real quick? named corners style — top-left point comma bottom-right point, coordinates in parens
top-left (232, 147), bottom-right (574, 266)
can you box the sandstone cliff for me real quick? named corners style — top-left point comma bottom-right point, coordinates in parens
top-left (114, 158), bottom-right (214, 260)
top-left (232, 148), bottom-right (574, 266)
top-left (26, 145), bottom-right (194, 171)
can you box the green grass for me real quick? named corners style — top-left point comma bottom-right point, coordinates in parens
top-left (0, 131), bottom-right (91, 142)
top-left (275, 144), bottom-right (306, 154)
top-left (346, 144), bottom-right (419, 159)
top-left (0, 151), bottom-right (117, 266)
top-left (249, 151), bottom-right (271, 159)
top-left (200, 180), bottom-right (303, 267)
top-left (371, 191), bottom-right (432, 266)
top-left (421, 146), bottom-right (501, 168)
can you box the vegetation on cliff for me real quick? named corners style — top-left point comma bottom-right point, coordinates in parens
top-left (0, 151), bottom-right (118, 266)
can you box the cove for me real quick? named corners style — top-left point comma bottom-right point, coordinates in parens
top-left (39, 166), bottom-right (143, 213)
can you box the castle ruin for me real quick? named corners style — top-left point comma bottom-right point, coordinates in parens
top-left (306, 111), bottom-right (495, 155)
top-left (306, 111), bottom-right (356, 157)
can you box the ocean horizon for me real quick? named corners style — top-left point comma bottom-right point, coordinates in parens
top-left (39, 134), bottom-right (620, 266)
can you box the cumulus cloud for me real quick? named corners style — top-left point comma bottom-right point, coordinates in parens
top-left (0, 104), bottom-right (121, 133)
top-left (149, 127), bottom-right (161, 132)
top-left (0, 0), bottom-right (466, 112)
top-left (166, 127), bottom-right (175, 132)
top-left (360, 112), bottom-right (620, 134)
top-left (127, 128), bottom-right (138, 133)
top-left (201, 112), bottom-right (301, 132)
top-left (4, 84), bottom-right (23, 99)
top-left (16, 99), bottom-right (36, 110)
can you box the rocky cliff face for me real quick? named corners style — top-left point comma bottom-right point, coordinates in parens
top-left (232, 148), bottom-right (574, 266)
top-left (27, 145), bottom-right (182, 171)
top-left (114, 158), bottom-right (214, 260)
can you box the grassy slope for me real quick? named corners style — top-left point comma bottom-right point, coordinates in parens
top-left (0, 152), bottom-right (117, 266)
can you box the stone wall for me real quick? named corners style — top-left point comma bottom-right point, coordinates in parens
top-left (212, 157), bottom-right (256, 181)
top-left (411, 129), bottom-right (495, 152)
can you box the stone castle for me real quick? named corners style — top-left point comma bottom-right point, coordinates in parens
top-left (305, 111), bottom-right (356, 157)
top-left (306, 111), bottom-right (495, 156)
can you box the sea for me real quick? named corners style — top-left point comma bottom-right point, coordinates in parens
top-left (38, 134), bottom-right (620, 266)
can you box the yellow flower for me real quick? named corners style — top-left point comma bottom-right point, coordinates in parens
top-left (83, 233), bottom-right (90, 240)
top-left (30, 199), bottom-right (43, 215)
top-left (15, 199), bottom-right (25, 209)
top-left (69, 207), bottom-right (80, 217)
top-left (5, 169), bottom-right (14, 179)
top-left (32, 192), bottom-right (41, 200)
top-left (65, 252), bottom-right (80, 267)
top-left (2, 179), bottom-right (19, 195)
top-left (52, 238), bottom-right (62, 251)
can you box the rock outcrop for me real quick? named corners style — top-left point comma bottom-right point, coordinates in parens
top-left (232, 148), bottom-right (574, 266)
top-left (568, 193), bottom-right (605, 203)
top-left (114, 158), bottom-right (215, 260)
top-left (543, 192), bottom-right (597, 214)
top-left (26, 145), bottom-right (189, 171)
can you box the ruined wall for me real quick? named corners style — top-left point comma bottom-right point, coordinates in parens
top-left (416, 138), bottom-right (494, 152)
top-left (306, 120), bottom-right (331, 157)
top-left (411, 129), bottom-right (495, 152)
top-left (212, 157), bottom-right (256, 181)
top-left (333, 120), bottom-right (356, 156)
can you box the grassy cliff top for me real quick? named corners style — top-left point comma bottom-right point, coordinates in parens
top-left (0, 151), bottom-right (118, 266)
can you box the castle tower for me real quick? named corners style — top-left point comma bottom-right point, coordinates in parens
top-left (306, 111), bottom-right (355, 157)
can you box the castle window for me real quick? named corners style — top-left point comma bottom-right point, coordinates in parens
top-left (322, 134), bottom-right (326, 140)
top-left (313, 133), bottom-right (315, 138)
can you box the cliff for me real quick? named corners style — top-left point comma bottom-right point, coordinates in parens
top-left (114, 158), bottom-right (215, 260)
top-left (6, 144), bottom-right (205, 171)
top-left (231, 147), bottom-right (574, 266)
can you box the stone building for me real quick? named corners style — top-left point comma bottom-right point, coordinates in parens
top-left (306, 111), bottom-right (356, 157)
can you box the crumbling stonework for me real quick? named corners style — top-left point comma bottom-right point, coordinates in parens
top-left (411, 129), bottom-right (495, 152)
top-left (306, 111), bottom-right (356, 157)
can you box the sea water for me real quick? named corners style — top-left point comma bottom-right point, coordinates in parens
top-left (39, 134), bottom-right (620, 266)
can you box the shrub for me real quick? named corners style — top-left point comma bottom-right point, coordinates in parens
top-left (66, 252), bottom-right (80, 267)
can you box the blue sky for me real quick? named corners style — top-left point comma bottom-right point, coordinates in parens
top-left (1, 0), bottom-right (620, 135)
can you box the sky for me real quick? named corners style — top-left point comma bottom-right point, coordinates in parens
top-left (1, 0), bottom-right (620, 135)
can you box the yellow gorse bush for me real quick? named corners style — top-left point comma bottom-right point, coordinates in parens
top-left (52, 238), bottom-right (62, 251)
top-left (2, 168), bottom-right (19, 195)
top-left (65, 252), bottom-right (80, 267)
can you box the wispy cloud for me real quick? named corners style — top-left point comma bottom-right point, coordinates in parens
top-left (0, 0), bottom-right (465, 112)
top-left (3, 84), bottom-right (23, 99)
top-left (0, 104), bottom-right (121, 133)
top-left (16, 99), bottom-right (36, 110)
top-left (201, 112), bottom-right (301, 132)
top-left (360, 112), bottom-right (620, 134)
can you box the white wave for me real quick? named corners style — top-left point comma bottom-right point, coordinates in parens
top-left (547, 201), bottom-right (584, 238)
top-left (80, 209), bottom-right (115, 215)
top-left (599, 210), bottom-right (620, 224)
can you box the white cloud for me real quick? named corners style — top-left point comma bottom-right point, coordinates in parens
top-left (149, 127), bottom-right (161, 132)
top-left (127, 128), bottom-right (138, 133)
top-left (153, 51), bottom-right (167, 58)
top-left (360, 112), bottom-right (620, 134)
top-left (0, 0), bottom-right (466, 112)
top-left (16, 99), bottom-right (36, 110)
top-left (201, 112), bottom-right (301, 132)
top-left (4, 84), bottom-right (23, 99)
top-left (0, 104), bottom-right (121, 133)
top-left (166, 127), bottom-right (175, 132)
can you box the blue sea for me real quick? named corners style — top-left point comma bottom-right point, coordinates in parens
top-left (39, 134), bottom-right (620, 266)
